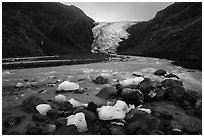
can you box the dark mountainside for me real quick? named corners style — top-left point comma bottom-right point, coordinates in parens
top-left (117, 2), bottom-right (202, 70)
top-left (2, 2), bottom-right (94, 57)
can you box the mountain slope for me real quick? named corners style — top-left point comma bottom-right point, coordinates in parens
top-left (3, 2), bottom-right (95, 57)
top-left (117, 2), bottom-right (202, 70)
top-left (91, 21), bottom-right (137, 54)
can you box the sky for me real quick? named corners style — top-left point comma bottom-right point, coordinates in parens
top-left (62, 2), bottom-right (173, 22)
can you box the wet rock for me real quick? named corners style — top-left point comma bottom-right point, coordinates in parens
top-left (46, 124), bottom-right (56, 133)
top-left (4, 116), bottom-right (22, 127)
top-left (166, 86), bottom-right (186, 102)
top-left (83, 109), bottom-right (98, 121)
top-left (52, 125), bottom-right (78, 135)
top-left (126, 121), bottom-right (148, 134)
top-left (36, 104), bottom-right (52, 115)
top-left (55, 94), bottom-right (66, 102)
top-left (164, 73), bottom-right (180, 79)
top-left (56, 81), bottom-right (79, 92)
top-left (121, 88), bottom-right (144, 106)
top-left (87, 102), bottom-right (98, 112)
top-left (94, 76), bottom-right (108, 84)
top-left (154, 69), bottom-right (167, 76)
top-left (96, 86), bottom-right (118, 99)
top-left (183, 90), bottom-right (199, 106)
top-left (26, 127), bottom-right (43, 135)
top-left (54, 118), bottom-right (67, 127)
top-left (22, 96), bottom-right (46, 112)
top-left (110, 125), bottom-right (126, 135)
top-left (46, 109), bottom-right (58, 119)
top-left (32, 113), bottom-right (49, 122)
top-left (66, 112), bottom-right (88, 132)
top-left (57, 101), bottom-right (73, 111)
top-left (161, 79), bottom-right (183, 88)
top-left (181, 119), bottom-right (202, 134)
top-left (125, 108), bottom-right (148, 123)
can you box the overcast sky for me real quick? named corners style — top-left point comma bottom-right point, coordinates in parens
top-left (62, 2), bottom-right (173, 22)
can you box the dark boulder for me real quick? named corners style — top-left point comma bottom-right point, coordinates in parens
top-left (87, 102), bottom-right (98, 112)
top-left (22, 96), bottom-right (46, 112)
top-left (96, 86), bottom-right (118, 99)
top-left (47, 109), bottom-right (59, 119)
top-left (166, 86), bottom-right (186, 102)
top-left (164, 73), bottom-right (180, 79)
top-left (121, 88), bottom-right (144, 106)
top-left (155, 88), bottom-right (166, 100)
top-left (125, 108), bottom-right (149, 123)
top-left (52, 125), bottom-right (78, 135)
top-left (110, 125), bottom-right (126, 135)
top-left (26, 127), bottom-right (43, 135)
top-left (161, 79), bottom-right (183, 88)
top-left (154, 69), bottom-right (167, 76)
top-left (126, 121), bottom-right (148, 134)
top-left (57, 101), bottom-right (73, 111)
top-left (181, 119), bottom-right (202, 134)
top-left (32, 113), bottom-right (49, 122)
top-left (94, 76), bottom-right (108, 84)
top-left (183, 90), bottom-right (199, 106)
top-left (194, 98), bottom-right (202, 118)
top-left (54, 118), bottom-right (67, 127)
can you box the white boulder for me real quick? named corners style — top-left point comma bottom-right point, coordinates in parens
top-left (68, 98), bottom-right (88, 107)
top-left (55, 94), bottom-right (66, 102)
top-left (97, 100), bottom-right (133, 120)
top-left (119, 77), bottom-right (144, 86)
top-left (66, 112), bottom-right (88, 132)
top-left (57, 81), bottom-right (79, 91)
top-left (15, 82), bottom-right (23, 88)
top-left (36, 104), bottom-right (52, 115)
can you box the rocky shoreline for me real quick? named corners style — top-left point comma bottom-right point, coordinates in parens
top-left (2, 68), bottom-right (202, 135)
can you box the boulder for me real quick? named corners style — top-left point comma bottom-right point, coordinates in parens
top-left (68, 98), bottom-right (87, 107)
top-left (110, 125), bottom-right (126, 135)
top-left (119, 77), bottom-right (144, 86)
top-left (83, 109), bottom-right (98, 121)
top-left (164, 73), bottom-right (180, 79)
top-left (183, 90), bottom-right (199, 106)
top-left (121, 88), bottom-right (144, 106)
top-left (66, 112), bottom-right (88, 132)
top-left (55, 94), bottom-right (66, 102)
top-left (52, 125), bottom-right (78, 135)
top-left (181, 119), bottom-right (202, 134)
top-left (15, 82), bottom-right (23, 88)
top-left (47, 109), bottom-right (59, 119)
top-left (94, 76), bottom-right (108, 84)
top-left (87, 102), bottom-right (98, 112)
top-left (155, 88), bottom-right (166, 100)
top-left (32, 113), bottom-right (49, 122)
top-left (194, 98), bottom-right (202, 118)
top-left (36, 104), bottom-right (52, 115)
top-left (54, 118), bottom-right (67, 127)
top-left (126, 121), bottom-right (148, 134)
top-left (26, 127), bottom-right (43, 135)
top-left (96, 86), bottom-right (118, 99)
top-left (57, 101), bottom-right (73, 111)
top-left (166, 86), bottom-right (186, 102)
top-left (125, 108), bottom-right (149, 123)
top-left (154, 69), bottom-right (167, 76)
top-left (56, 81), bottom-right (79, 92)
top-left (161, 79), bottom-right (183, 88)
top-left (46, 124), bottom-right (56, 133)
top-left (22, 96), bottom-right (46, 112)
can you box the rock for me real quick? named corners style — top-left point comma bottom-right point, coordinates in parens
top-left (119, 77), bottom-right (144, 86)
top-left (136, 128), bottom-right (154, 135)
top-left (161, 79), bottom-right (183, 88)
top-left (154, 69), bottom-right (167, 76)
top-left (158, 111), bottom-right (173, 120)
top-left (22, 96), bottom-right (46, 112)
top-left (66, 112), bottom-right (88, 132)
top-left (68, 98), bottom-right (87, 107)
top-left (36, 104), bottom-right (52, 115)
top-left (94, 76), bottom-right (108, 84)
top-left (26, 127), bottom-right (43, 135)
top-left (164, 73), bottom-right (180, 79)
top-left (121, 88), bottom-right (144, 106)
top-left (194, 98), bottom-right (202, 118)
top-left (47, 109), bottom-right (58, 119)
top-left (83, 109), bottom-right (98, 121)
top-left (46, 124), bottom-right (56, 133)
top-left (87, 102), bottom-right (98, 112)
top-left (96, 86), bottom-right (118, 99)
top-left (73, 106), bottom-right (86, 114)
top-left (166, 86), bottom-right (186, 102)
top-left (166, 128), bottom-right (184, 135)
top-left (15, 82), bottom-right (23, 88)
top-left (137, 106), bottom-right (151, 114)
top-left (125, 108), bottom-right (149, 123)
top-left (110, 125), bottom-right (126, 135)
top-left (52, 125), bottom-right (78, 135)
top-left (147, 116), bottom-right (161, 130)
top-left (56, 81), bottom-right (79, 92)
top-left (155, 88), bottom-right (166, 100)
top-left (183, 90), bottom-right (199, 106)
top-left (4, 116), bottom-right (22, 127)
top-left (57, 101), bottom-right (73, 111)
top-left (126, 121), bottom-right (148, 134)
top-left (181, 119), bottom-right (202, 134)
top-left (55, 94), bottom-right (66, 102)
top-left (54, 118), bottom-right (67, 127)
top-left (32, 113), bottom-right (49, 122)
top-left (73, 88), bottom-right (84, 94)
